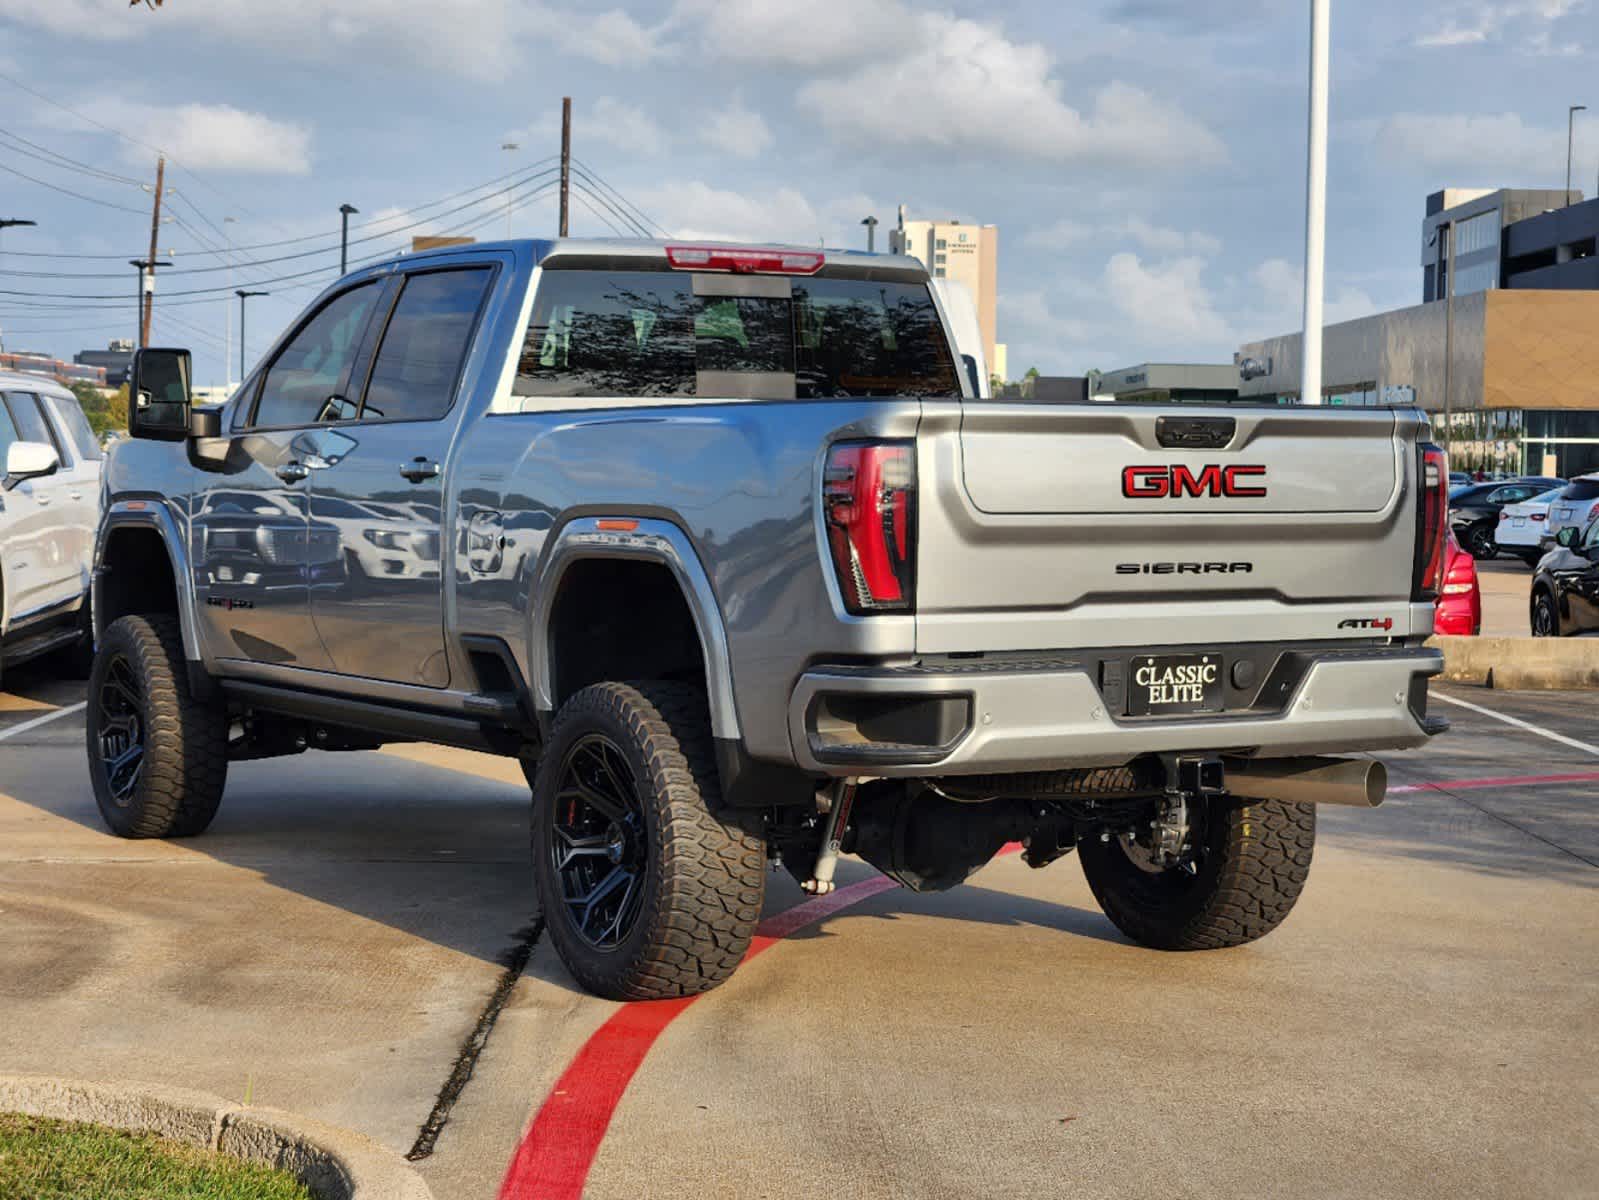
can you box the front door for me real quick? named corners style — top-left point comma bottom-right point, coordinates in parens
top-left (193, 280), bottom-right (386, 671)
top-left (307, 265), bottom-right (495, 687)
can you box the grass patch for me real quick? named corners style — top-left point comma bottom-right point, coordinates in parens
top-left (0, 1113), bottom-right (316, 1200)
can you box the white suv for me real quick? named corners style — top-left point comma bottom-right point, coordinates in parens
top-left (0, 371), bottom-right (103, 687)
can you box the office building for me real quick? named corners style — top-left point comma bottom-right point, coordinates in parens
top-left (1236, 184), bottom-right (1599, 477)
top-left (890, 209), bottom-right (1005, 382)
top-left (1094, 363), bottom-right (1240, 404)
top-left (74, 340), bottom-right (134, 388)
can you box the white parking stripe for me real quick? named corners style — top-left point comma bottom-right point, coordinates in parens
top-left (0, 701), bottom-right (87, 742)
top-left (1433, 692), bottom-right (1599, 758)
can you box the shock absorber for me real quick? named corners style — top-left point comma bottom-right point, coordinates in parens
top-left (802, 777), bottom-right (858, 896)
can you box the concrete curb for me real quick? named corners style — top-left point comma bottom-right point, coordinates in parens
top-left (0, 1076), bottom-right (433, 1200)
top-left (1430, 635), bottom-right (1599, 690)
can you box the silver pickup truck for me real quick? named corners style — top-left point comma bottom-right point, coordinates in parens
top-left (89, 239), bottom-right (1449, 999)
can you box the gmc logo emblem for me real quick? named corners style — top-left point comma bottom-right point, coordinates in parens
top-left (1122, 464), bottom-right (1268, 499)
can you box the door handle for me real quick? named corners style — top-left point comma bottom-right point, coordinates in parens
top-left (399, 458), bottom-right (441, 483)
top-left (276, 462), bottom-right (310, 484)
top-left (70, 491), bottom-right (83, 501)
top-left (34, 494), bottom-right (50, 506)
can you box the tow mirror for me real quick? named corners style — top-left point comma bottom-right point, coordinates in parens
top-left (1557, 526), bottom-right (1578, 549)
top-left (2, 441), bottom-right (60, 491)
top-left (128, 347), bottom-right (195, 442)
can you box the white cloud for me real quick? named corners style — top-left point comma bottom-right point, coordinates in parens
top-left (585, 97), bottom-right (670, 157)
top-left (699, 98), bottom-right (773, 159)
top-left (1249, 258), bottom-right (1376, 329)
top-left (674, 0), bottom-right (910, 69)
top-left (633, 180), bottom-right (823, 243)
top-left (0, 0), bottom-right (668, 78)
top-left (1024, 216), bottom-right (1222, 257)
top-left (794, 14), bottom-right (1225, 168)
top-left (1104, 253), bottom-right (1232, 344)
top-left (1416, 0), bottom-right (1587, 52)
top-left (1368, 111), bottom-right (1599, 182)
top-left (54, 100), bottom-right (313, 174)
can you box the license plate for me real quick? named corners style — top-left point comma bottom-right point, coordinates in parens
top-left (1127, 654), bottom-right (1225, 717)
top-left (1513, 517), bottom-right (1527, 528)
top-left (1557, 507), bottom-right (1573, 520)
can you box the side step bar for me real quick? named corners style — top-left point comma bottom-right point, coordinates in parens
top-left (220, 680), bottom-right (527, 756)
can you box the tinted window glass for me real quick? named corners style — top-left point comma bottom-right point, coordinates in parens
top-left (792, 277), bottom-right (959, 398)
top-left (518, 271), bottom-right (696, 398)
top-left (1585, 520), bottom-right (1599, 550)
top-left (515, 269), bottom-right (958, 400)
top-left (47, 395), bottom-right (103, 462)
top-left (1564, 480), bottom-right (1599, 501)
top-left (362, 269), bottom-right (492, 423)
top-left (252, 284), bottom-right (381, 428)
top-left (3, 393), bottom-right (62, 461)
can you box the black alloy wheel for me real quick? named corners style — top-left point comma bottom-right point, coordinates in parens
top-left (95, 652), bottom-right (146, 806)
top-left (1466, 523), bottom-right (1498, 561)
top-left (549, 732), bottom-right (650, 950)
top-left (1532, 590), bottom-right (1560, 637)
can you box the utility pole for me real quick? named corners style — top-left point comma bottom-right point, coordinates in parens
top-left (559, 96), bottom-right (572, 238)
top-left (130, 259), bottom-right (170, 349)
top-left (142, 155), bottom-right (166, 348)
top-left (223, 215), bottom-right (236, 386)
top-left (501, 142), bottom-right (520, 238)
top-left (236, 289), bottom-right (267, 382)
top-left (1567, 105), bottom-right (1587, 206)
top-left (1300, 0), bottom-right (1330, 407)
top-left (339, 203), bottom-right (359, 275)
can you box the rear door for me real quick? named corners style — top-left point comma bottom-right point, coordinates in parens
top-left (196, 280), bottom-right (385, 670)
top-left (306, 264), bottom-right (495, 687)
top-left (40, 392), bottom-right (102, 598)
top-left (916, 403), bottom-right (1418, 654)
top-left (0, 391), bottom-right (78, 617)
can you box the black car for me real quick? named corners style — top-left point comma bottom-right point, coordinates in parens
top-left (1530, 520), bottom-right (1599, 636)
top-left (1448, 477), bottom-right (1565, 560)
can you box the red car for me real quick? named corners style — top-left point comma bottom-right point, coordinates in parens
top-left (1434, 530), bottom-right (1481, 636)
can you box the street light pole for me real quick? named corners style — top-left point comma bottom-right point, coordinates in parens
top-left (0, 218), bottom-right (37, 268)
top-left (1567, 105), bottom-right (1587, 206)
top-left (236, 289), bottom-right (267, 382)
top-left (339, 204), bottom-right (358, 275)
top-left (1300, 0), bottom-right (1331, 407)
top-left (861, 215), bottom-right (879, 253)
top-left (501, 142), bottom-right (520, 238)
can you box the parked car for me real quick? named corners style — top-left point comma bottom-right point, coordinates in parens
top-left (1530, 520), bottom-right (1599, 636)
top-left (1449, 477), bottom-right (1565, 560)
top-left (0, 371), bottom-right (102, 688)
top-left (1493, 486), bottom-right (1566, 566)
top-left (1434, 531), bottom-right (1481, 635)
top-left (1539, 474), bottom-right (1599, 556)
top-left (86, 237), bottom-right (1449, 1001)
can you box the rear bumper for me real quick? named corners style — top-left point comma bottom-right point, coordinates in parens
top-left (788, 647), bottom-right (1445, 776)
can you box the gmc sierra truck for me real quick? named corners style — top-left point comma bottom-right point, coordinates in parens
top-left (88, 238), bottom-right (1450, 1000)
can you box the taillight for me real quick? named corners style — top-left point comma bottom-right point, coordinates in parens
top-left (665, 245), bottom-right (825, 275)
top-left (823, 442), bottom-right (916, 614)
top-left (1414, 444), bottom-right (1448, 601)
top-left (1588, 502), bottom-right (1599, 524)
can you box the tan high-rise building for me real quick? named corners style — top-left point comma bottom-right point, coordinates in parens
top-left (890, 210), bottom-right (1004, 381)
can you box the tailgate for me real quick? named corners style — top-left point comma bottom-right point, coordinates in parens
top-left (915, 402), bottom-right (1425, 654)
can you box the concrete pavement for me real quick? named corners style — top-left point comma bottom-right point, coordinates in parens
top-left (1, 658), bottom-right (1595, 1199)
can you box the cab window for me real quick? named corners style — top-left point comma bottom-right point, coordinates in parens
top-left (360, 268), bottom-right (492, 423)
top-left (249, 283), bottom-right (382, 428)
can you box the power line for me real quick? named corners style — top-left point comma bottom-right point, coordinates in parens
top-left (571, 158), bottom-right (668, 237)
top-left (0, 128), bottom-right (148, 188)
top-left (0, 159), bottom-right (148, 215)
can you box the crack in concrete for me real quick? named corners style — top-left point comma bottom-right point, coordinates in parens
top-left (405, 919), bottom-right (543, 1162)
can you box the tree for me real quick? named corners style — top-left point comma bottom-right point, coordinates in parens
top-left (69, 381), bottom-right (128, 439)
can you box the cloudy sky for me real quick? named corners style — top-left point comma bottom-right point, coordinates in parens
top-left (1, 0), bottom-right (1595, 386)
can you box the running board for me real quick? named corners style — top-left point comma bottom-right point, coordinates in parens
top-left (220, 680), bottom-right (527, 756)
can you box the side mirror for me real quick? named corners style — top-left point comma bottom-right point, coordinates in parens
top-left (3, 441), bottom-right (60, 491)
top-left (1557, 526), bottom-right (1578, 549)
top-left (128, 347), bottom-right (194, 442)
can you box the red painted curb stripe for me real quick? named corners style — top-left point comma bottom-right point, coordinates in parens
top-left (1390, 771), bottom-right (1599, 795)
top-left (496, 767), bottom-right (1599, 1198)
top-left (496, 873), bottom-right (902, 1200)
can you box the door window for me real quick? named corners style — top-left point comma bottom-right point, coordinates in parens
top-left (2, 393), bottom-right (67, 464)
top-left (0, 397), bottom-right (19, 463)
top-left (1584, 520), bottom-right (1599, 552)
top-left (45, 395), bottom-right (103, 462)
top-left (250, 283), bottom-right (382, 429)
top-left (361, 268), bottom-right (492, 422)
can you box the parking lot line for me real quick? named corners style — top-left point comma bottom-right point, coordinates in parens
top-left (0, 702), bottom-right (85, 743)
top-left (1433, 692), bottom-right (1599, 757)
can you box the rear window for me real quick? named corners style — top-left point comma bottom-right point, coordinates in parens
top-left (1564, 479), bottom-right (1599, 501)
top-left (515, 270), bottom-right (958, 400)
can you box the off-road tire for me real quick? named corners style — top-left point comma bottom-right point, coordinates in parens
top-left (86, 614), bottom-right (228, 838)
top-left (532, 681), bottom-right (765, 1000)
top-left (1079, 796), bottom-right (1315, 950)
